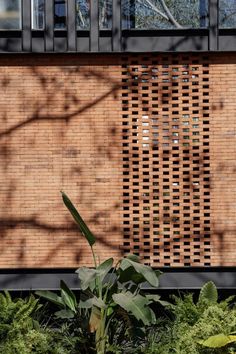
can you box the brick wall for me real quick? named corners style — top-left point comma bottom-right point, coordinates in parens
top-left (210, 54), bottom-right (236, 266)
top-left (0, 53), bottom-right (235, 268)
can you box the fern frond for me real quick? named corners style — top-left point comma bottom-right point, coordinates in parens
top-left (4, 291), bottom-right (12, 306)
top-left (14, 296), bottom-right (39, 323)
top-left (198, 281), bottom-right (218, 304)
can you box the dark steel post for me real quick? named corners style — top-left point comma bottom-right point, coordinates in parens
top-left (90, 0), bottom-right (99, 51)
top-left (22, 0), bottom-right (32, 51)
top-left (68, 0), bottom-right (77, 51)
top-left (45, 0), bottom-right (54, 51)
top-left (209, 0), bottom-right (218, 51)
top-left (112, 0), bottom-right (121, 51)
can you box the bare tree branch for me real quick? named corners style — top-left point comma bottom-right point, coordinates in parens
top-left (159, 0), bottom-right (182, 28)
top-left (138, 0), bottom-right (169, 21)
top-left (136, 0), bottom-right (182, 29)
top-left (76, 3), bottom-right (85, 27)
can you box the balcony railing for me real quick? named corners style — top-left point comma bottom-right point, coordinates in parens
top-left (0, 0), bottom-right (235, 53)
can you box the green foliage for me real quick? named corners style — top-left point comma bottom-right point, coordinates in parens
top-left (61, 191), bottom-right (96, 247)
top-left (198, 281), bottom-right (218, 305)
top-left (36, 192), bottom-right (165, 354)
top-left (36, 280), bottom-right (77, 319)
top-left (0, 291), bottom-right (72, 354)
top-left (112, 292), bottom-right (155, 326)
top-left (142, 282), bottom-right (236, 354)
top-left (199, 334), bottom-right (236, 349)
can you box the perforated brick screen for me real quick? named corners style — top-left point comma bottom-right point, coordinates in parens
top-left (121, 54), bottom-right (211, 266)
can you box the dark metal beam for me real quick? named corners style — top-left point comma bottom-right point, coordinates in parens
top-left (90, 0), bottom-right (99, 51)
top-left (22, 0), bottom-right (31, 51)
top-left (68, 0), bottom-right (77, 51)
top-left (0, 268), bottom-right (236, 290)
top-left (45, 0), bottom-right (54, 51)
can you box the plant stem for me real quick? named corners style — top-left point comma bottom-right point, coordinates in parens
top-left (91, 245), bottom-right (98, 268)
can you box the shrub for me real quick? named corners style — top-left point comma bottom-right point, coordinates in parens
top-left (142, 282), bottom-right (236, 354)
top-left (0, 291), bottom-right (73, 354)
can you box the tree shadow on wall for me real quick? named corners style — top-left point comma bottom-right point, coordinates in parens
top-left (0, 53), bottom-right (233, 269)
top-left (119, 54), bottom-right (234, 268)
top-left (0, 56), bottom-right (126, 268)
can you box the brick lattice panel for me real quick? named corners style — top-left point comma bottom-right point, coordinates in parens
top-left (121, 54), bottom-right (211, 267)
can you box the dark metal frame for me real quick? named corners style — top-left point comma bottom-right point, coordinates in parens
top-left (0, 0), bottom-right (235, 52)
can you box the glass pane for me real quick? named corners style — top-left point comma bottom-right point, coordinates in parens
top-left (0, 0), bottom-right (21, 29)
top-left (32, 0), bottom-right (44, 30)
top-left (219, 0), bottom-right (236, 28)
top-left (76, 0), bottom-right (90, 29)
top-left (122, 0), bottom-right (208, 29)
top-left (99, 0), bottom-right (112, 29)
top-left (55, 0), bottom-right (66, 29)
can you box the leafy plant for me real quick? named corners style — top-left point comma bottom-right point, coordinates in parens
top-left (199, 333), bottom-right (236, 349)
top-left (198, 281), bottom-right (218, 304)
top-left (36, 280), bottom-right (77, 319)
top-left (0, 291), bottom-right (71, 354)
top-left (36, 192), bottom-right (165, 354)
top-left (146, 281), bottom-right (236, 354)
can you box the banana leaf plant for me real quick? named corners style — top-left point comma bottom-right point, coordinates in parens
top-left (198, 333), bottom-right (236, 349)
top-left (36, 192), bottom-right (166, 354)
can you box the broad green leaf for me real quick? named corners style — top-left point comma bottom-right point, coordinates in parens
top-left (131, 272), bottom-right (146, 284)
top-left (150, 308), bottom-right (156, 324)
top-left (155, 270), bottom-right (163, 278)
top-left (118, 266), bottom-right (143, 284)
top-left (92, 297), bottom-right (106, 309)
top-left (146, 294), bottom-right (161, 302)
top-left (96, 258), bottom-right (114, 282)
top-left (199, 281), bottom-right (218, 304)
top-left (61, 191), bottom-right (96, 246)
top-left (79, 298), bottom-right (94, 309)
top-left (199, 334), bottom-right (236, 348)
top-left (146, 294), bottom-right (170, 307)
top-left (55, 309), bottom-right (75, 319)
top-left (76, 267), bottom-right (98, 291)
top-left (112, 291), bottom-right (154, 326)
top-left (126, 254), bottom-right (140, 263)
top-left (35, 290), bottom-right (64, 308)
top-left (60, 280), bottom-right (77, 312)
top-left (79, 297), bottom-right (106, 309)
top-left (120, 259), bottom-right (159, 288)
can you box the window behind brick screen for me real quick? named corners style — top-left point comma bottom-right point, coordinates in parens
top-left (122, 0), bottom-right (208, 29)
top-left (54, 0), bottom-right (66, 29)
top-left (0, 0), bottom-right (21, 29)
top-left (219, 0), bottom-right (236, 28)
top-left (32, 0), bottom-right (44, 30)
